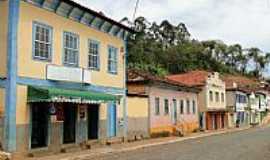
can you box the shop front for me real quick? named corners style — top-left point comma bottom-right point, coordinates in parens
top-left (205, 110), bottom-right (228, 130)
top-left (27, 86), bottom-right (120, 151)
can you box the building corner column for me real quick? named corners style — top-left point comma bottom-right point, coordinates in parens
top-left (4, 0), bottom-right (20, 152)
top-left (123, 39), bottom-right (128, 139)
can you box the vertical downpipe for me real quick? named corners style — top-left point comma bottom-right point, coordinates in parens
top-left (5, 0), bottom-right (20, 152)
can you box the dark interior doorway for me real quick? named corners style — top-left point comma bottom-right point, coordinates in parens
top-left (88, 105), bottom-right (99, 139)
top-left (63, 104), bottom-right (77, 144)
top-left (221, 114), bottom-right (225, 128)
top-left (31, 103), bottom-right (49, 149)
top-left (214, 114), bottom-right (218, 130)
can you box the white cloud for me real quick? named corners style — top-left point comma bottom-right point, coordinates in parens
top-left (75, 0), bottom-right (270, 52)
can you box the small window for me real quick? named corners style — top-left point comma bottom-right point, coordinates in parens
top-left (173, 99), bottom-right (177, 112)
top-left (108, 46), bottom-right (118, 74)
top-left (63, 32), bottom-right (79, 66)
top-left (155, 97), bottom-right (160, 115)
top-left (221, 93), bottom-right (225, 102)
top-left (164, 99), bottom-right (169, 115)
top-left (180, 100), bottom-right (184, 114)
top-left (239, 95), bottom-right (243, 103)
top-left (243, 96), bottom-right (247, 103)
top-left (88, 40), bottom-right (100, 70)
top-left (215, 92), bottom-right (219, 102)
top-left (33, 22), bottom-right (52, 61)
top-left (209, 91), bottom-right (213, 101)
top-left (236, 94), bottom-right (240, 103)
top-left (192, 100), bottom-right (196, 114)
top-left (186, 99), bottom-right (190, 114)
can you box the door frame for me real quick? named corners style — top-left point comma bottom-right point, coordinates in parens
top-left (29, 103), bottom-right (51, 150)
top-left (62, 103), bottom-right (77, 144)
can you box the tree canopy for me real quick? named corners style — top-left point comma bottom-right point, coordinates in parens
top-left (125, 17), bottom-right (270, 78)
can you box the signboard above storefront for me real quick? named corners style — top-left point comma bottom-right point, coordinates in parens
top-left (46, 65), bottom-right (91, 84)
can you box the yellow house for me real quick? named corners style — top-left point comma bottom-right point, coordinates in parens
top-left (0, 0), bottom-right (133, 155)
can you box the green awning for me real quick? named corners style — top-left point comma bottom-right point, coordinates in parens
top-left (27, 86), bottom-right (119, 103)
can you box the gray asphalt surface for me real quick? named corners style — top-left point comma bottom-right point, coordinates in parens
top-left (92, 126), bottom-right (270, 160)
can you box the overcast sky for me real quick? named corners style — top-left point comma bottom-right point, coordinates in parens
top-left (75, 0), bottom-right (270, 52)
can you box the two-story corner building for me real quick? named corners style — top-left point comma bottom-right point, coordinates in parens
top-left (0, 0), bottom-right (133, 155)
top-left (258, 86), bottom-right (270, 124)
top-left (249, 91), bottom-right (261, 124)
top-left (167, 70), bottom-right (227, 130)
top-left (127, 70), bottom-right (200, 138)
top-left (246, 90), bottom-right (267, 124)
top-left (255, 91), bottom-right (268, 122)
top-left (225, 87), bottom-right (249, 128)
top-left (221, 74), bottom-right (262, 127)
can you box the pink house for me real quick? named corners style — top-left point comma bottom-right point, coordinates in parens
top-left (127, 70), bottom-right (200, 137)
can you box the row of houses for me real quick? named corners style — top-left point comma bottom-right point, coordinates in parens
top-left (0, 0), bottom-right (269, 158)
top-left (127, 70), bottom-right (270, 139)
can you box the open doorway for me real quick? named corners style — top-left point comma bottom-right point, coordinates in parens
top-left (63, 104), bottom-right (77, 144)
top-left (31, 103), bottom-right (49, 149)
top-left (88, 105), bottom-right (99, 140)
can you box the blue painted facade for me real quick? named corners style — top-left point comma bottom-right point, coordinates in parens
top-left (107, 102), bottom-right (117, 137)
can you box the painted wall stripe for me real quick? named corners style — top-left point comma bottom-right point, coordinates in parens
top-left (17, 76), bottom-right (125, 95)
top-left (5, 0), bottom-right (20, 152)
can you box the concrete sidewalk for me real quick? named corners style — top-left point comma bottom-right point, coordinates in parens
top-left (28, 126), bottom-right (252, 160)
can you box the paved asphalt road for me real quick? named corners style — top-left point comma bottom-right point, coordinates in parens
top-left (92, 127), bottom-right (270, 160)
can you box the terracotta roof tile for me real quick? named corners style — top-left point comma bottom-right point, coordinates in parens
top-left (128, 69), bottom-right (200, 93)
top-left (166, 70), bottom-right (211, 87)
top-left (221, 74), bottom-right (259, 89)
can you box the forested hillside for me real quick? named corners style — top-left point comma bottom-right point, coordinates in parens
top-left (125, 17), bottom-right (270, 78)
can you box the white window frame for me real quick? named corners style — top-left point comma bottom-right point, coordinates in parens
top-left (32, 21), bottom-right (53, 61)
top-left (221, 93), bottom-right (225, 102)
top-left (88, 39), bottom-right (100, 70)
top-left (209, 91), bottom-right (213, 101)
top-left (108, 45), bottom-right (118, 74)
top-left (215, 92), bottom-right (220, 102)
top-left (63, 31), bottom-right (79, 67)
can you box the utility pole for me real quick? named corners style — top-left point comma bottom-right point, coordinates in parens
top-left (132, 0), bottom-right (140, 23)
